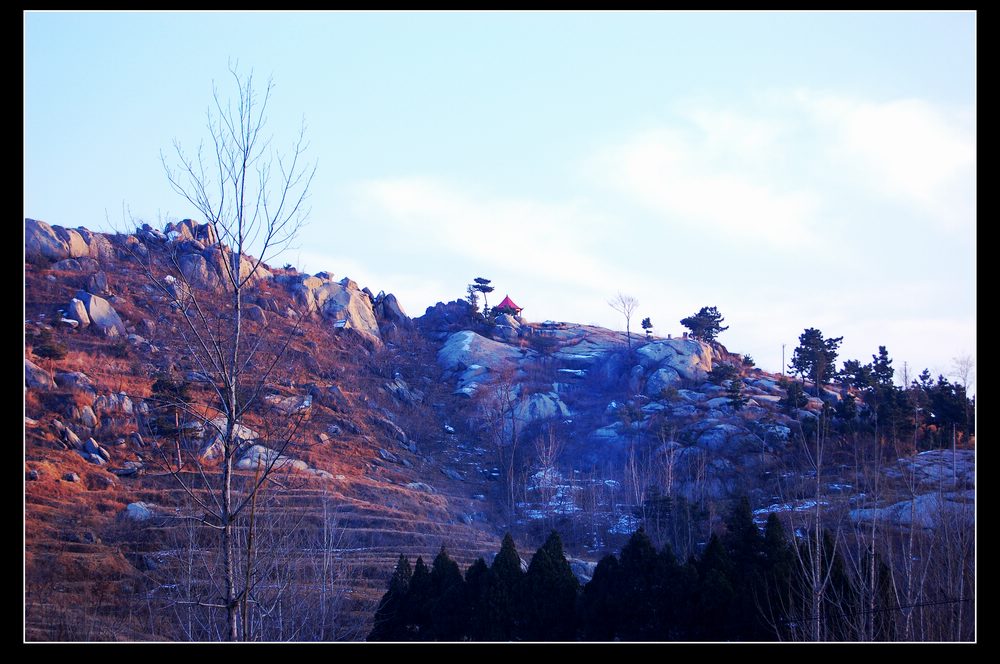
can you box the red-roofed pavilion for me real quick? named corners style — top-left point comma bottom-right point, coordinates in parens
top-left (495, 295), bottom-right (522, 316)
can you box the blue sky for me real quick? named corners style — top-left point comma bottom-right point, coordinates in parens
top-left (25, 11), bottom-right (976, 389)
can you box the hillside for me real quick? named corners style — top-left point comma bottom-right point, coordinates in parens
top-left (23, 217), bottom-right (974, 641)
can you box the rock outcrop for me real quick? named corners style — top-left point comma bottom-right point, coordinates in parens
top-left (74, 290), bottom-right (126, 337)
top-left (437, 330), bottom-right (531, 373)
top-left (25, 359), bottom-right (55, 390)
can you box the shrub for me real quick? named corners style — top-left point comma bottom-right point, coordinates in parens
top-left (33, 328), bottom-right (67, 360)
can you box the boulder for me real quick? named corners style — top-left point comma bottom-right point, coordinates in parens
top-left (77, 405), bottom-right (99, 429)
top-left (53, 226), bottom-right (90, 258)
top-left (316, 282), bottom-right (381, 343)
top-left (374, 292), bottom-right (409, 326)
top-left (437, 330), bottom-right (529, 372)
top-left (25, 359), bottom-right (55, 390)
top-left (644, 366), bottom-right (682, 398)
top-left (495, 313), bottom-right (521, 329)
top-left (62, 472), bottom-right (80, 482)
top-left (60, 423), bottom-right (82, 448)
top-left (121, 502), bottom-right (154, 522)
top-left (26, 469), bottom-right (40, 481)
top-left (77, 450), bottom-right (106, 465)
top-left (83, 437), bottom-right (110, 461)
top-left (54, 370), bottom-right (95, 393)
top-left (244, 304), bottom-right (267, 325)
top-left (179, 252), bottom-right (222, 291)
top-left (514, 392), bottom-right (571, 425)
top-left (237, 445), bottom-right (308, 472)
top-left (51, 258), bottom-right (83, 271)
top-left (25, 218), bottom-right (70, 263)
top-left (265, 393), bottom-right (312, 415)
top-left (635, 338), bottom-right (713, 381)
top-left (78, 257), bottom-right (100, 272)
top-left (202, 245), bottom-right (271, 285)
top-left (87, 271), bottom-right (110, 296)
top-left (850, 490), bottom-right (974, 529)
top-left (440, 467), bottom-right (464, 482)
top-left (74, 290), bottom-right (126, 336)
top-left (385, 376), bottom-right (424, 404)
top-left (417, 299), bottom-right (475, 333)
top-left (67, 298), bottom-right (91, 327)
top-left (493, 326), bottom-right (519, 342)
top-left (80, 230), bottom-right (116, 263)
top-left (694, 423), bottom-right (748, 453)
top-left (191, 220), bottom-right (218, 246)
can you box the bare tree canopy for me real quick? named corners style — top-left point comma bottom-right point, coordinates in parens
top-left (147, 63), bottom-right (318, 641)
top-left (608, 291), bottom-right (639, 349)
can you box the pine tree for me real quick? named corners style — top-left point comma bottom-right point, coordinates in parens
top-left (483, 533), bottom-right (523, 641)
top-left (617, 528), bottom-right (661, 640)
top-left (472, 277), bottom-right (495, 315)
top-left (680, 306), bottom-right (729, 343)
top-left (464, 558), bottom-right (491, 641)
top-left (721, 498), bottom-right (770, 639)
top-left (694, 534), bottom-right (735, 640)
top-left (790, 328), bottom-right (843, 395)
top-left (368, 555), bottom-right (412, 641)
top-left (760, 513), bottom-right (795, 638)
top-left (519, 532), bottom-right (579, 640)
top-left (428, 546), bottom-right (468, 640)
top-left (726, 377), bottom-right (749, 411)
top-left (779, 380), bottom-right (809, 412)
top-left (580, 554), bottom-right (620, 641)
top-left (402, 556), bottom-right (433, 640)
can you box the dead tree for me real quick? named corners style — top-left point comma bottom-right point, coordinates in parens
top-left (608, 292), bottom-right (639, 350)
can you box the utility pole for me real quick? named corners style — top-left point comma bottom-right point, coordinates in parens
top-left (782, 344), bottom-right (786, 377)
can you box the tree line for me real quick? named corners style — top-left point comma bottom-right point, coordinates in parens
top-left (368, 498), bottom-right (900, 641)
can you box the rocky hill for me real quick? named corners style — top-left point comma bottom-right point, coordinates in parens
top-left (23, 217), bottom-right (974, 641)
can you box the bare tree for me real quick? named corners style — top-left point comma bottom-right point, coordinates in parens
top-left (127, 64), bottom-right (317, 641)
top-left (608, 292), bottom-right (639, 350)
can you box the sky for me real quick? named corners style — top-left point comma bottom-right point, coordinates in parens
top-left (24, 11), bottom-right (976, 391)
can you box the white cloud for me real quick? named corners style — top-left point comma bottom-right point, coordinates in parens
top-left (348, 176), bottom-right (647, 294)
top-left (587, 120), bottom-right (821, 250)
top-left (588, 90), bottom-right (975, 249)
top-left (794, 90), bottom-right (975, 230)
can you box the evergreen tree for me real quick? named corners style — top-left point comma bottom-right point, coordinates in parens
top-left (520, 532), bottom-right (580, 640)
top-left (680, 306), bottom-right (729, 343)
top-left (580, 554), bottom-right (620, 641)
top-left (721, 498), bottom-right (769, 639)
top-left (464, 558), bottom-right (491, 641)
top-left (727, 377), bottom-right (749, 411)
top-left (428, 546), bottom-right (468, 640)
top-left (616, 528), bottom-right (661, 640)
top-left (653, 544), bottom-right (690, 640)
top-left (834, 392), bottom-right (857, 422)
top-left (472, 277), bottom-right (495, 315)
top-left (871, 346), bottom-right (894, 387)
top-left (402, 556), bottom-right (433, 640)
top-left (789, 328), bottom-right (843, 395)
top-left (368, 555), bottom-right (412, 641)
top-left (483, 533), bottom-right (523, 641)
top-left (779, 380), bottom-right (809, 412)
top-left (641, 316), bottom-right (653, 339)
top-left (760, 513), bottom-right (795, 640)
top-left (839, 358), bottom-right (873, 392)
top-left (694, 534), bottom-right (736, 640)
